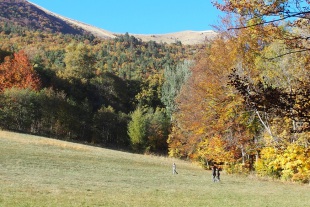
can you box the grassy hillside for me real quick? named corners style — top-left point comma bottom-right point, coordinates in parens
top-left (0, 130), bottom-right (309, 207)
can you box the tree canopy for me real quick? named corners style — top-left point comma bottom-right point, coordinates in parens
top-left (168, 1), bottom-right (310, 182)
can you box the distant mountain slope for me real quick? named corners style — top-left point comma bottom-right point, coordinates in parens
top-left (1, 0), bottom-right (217, 44)
top-left (133, 30), bottom-right (218, 45)
top-left (28, 0), bottom-right (116, 39)
top-left (0, 0), bottom-right (88, 36)
top-left (28, 0), bottom-right (217, 44)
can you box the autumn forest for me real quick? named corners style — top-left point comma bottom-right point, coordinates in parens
top-left (0, 0), bottom-right (309, 183)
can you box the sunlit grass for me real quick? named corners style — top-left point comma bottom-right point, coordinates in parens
top-left (0, 130), bottom-right (309, 207)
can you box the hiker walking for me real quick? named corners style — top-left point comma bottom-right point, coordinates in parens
top-left (172, 163), bottom-right (178, 174)
top-left (216, 167), bottom-right (221, 181)
top-left (212, 165), bottom-right (217, 182)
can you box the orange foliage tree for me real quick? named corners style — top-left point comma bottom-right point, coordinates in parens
top-left (0, 50), bottom-right (40, 92)
top-left (168, 1), bottom-right (310, 180)
top-left (168, 26), bottom-right (262, 167)
top-left (212, 0), bottom-right (310, 52)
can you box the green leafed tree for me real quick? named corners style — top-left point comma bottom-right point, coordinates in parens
top-left (135, 73), bottom-right (164, 108)
top-left (161, 60), bottom-right (193, 116)
top-left (92, 105), bottom-right (130, 147)
top-left (147, 107), bottom-right (170, 153)
top-left (128, 107), bottom-right (148, 152)
top-left (0, 88), bottom-right (41, 132)
top-left (128, 106), bottom-right (170, 153)
top-left (61, 42), bottom-right (95, 81)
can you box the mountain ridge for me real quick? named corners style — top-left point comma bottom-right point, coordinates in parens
top-left (2, 0), bottom-right (217, 44)
top-left (132, 30), bottom-right (217, 45)
top-left (27, 0), bottom-right (116, 39)
top-left (26, 0), bottom-right (217, 44)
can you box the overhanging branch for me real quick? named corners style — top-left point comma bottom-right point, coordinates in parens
top-left (228, 11), bottom-right (310, 30)
top-left (265, 48), bottom-right (310, 60)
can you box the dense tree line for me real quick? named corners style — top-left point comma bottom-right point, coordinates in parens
top-left (0, 22), bottom-right (197, 152)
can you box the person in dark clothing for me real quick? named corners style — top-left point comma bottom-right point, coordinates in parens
top-left (212, 165), bottom-right (217, 182)
top-left (216, 167), bottom-right (221, 181)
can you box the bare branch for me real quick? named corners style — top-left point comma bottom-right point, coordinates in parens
top-left (265, 48), bottom-right (310, 60)
top-left (228, 11), bottom-right (310, 30)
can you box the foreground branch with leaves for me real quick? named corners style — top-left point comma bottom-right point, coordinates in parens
top-left (169, 1), bottom-right (310, 182)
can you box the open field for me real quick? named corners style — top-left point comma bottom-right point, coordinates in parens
top-left (0, 130), bottom-right (309, 207)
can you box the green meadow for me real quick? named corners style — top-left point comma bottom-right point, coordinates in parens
top-left (0, 130), bottom-right (309, 207)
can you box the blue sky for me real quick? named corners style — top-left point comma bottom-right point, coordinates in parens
top-left (28, 0), bottom-right (223, 34)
